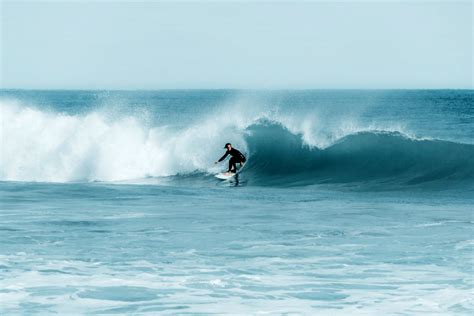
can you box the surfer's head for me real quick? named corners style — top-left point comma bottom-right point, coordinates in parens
top-left (224, 143), bottom-right (232, 150)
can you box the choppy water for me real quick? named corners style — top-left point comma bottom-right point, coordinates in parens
top-left (1, 90), bottom-right (473, 314)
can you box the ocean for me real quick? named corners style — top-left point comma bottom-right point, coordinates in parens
top-left (1, 89), bottom-right (473, 314)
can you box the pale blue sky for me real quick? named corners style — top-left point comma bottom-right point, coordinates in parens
top-left (1, 1), bottom-right (472, 89)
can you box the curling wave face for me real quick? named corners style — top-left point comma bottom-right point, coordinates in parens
top-left (244, 121), bottom-right (474, 187)
top-left (1, 99), bottom-right (473, 189)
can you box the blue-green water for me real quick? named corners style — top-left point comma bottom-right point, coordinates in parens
top-left (1, 90), bottom-right (473, 314)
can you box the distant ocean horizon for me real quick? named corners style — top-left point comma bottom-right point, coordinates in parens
top-left (1, 89), bottom-right (473, 314)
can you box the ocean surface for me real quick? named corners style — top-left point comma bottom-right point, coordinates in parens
top-left (1, 89), bottom-right (473, 315)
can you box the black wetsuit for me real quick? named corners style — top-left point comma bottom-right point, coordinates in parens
top-left (218, 148), bottom-right (246, 173)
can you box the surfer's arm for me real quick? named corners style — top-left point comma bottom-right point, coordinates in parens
top-left (217, 152), bottom-right (229, 162)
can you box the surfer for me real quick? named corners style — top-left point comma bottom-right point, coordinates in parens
top-left (215, 143), bottom-right (246, 173)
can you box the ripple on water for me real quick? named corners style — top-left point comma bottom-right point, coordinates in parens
top-left (77, 286), bottom-right (159, 302)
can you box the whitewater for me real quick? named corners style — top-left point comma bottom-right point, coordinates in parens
top-left (1, 89), bottom-right (473, 314)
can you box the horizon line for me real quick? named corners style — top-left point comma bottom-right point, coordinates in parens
top-left (1, 87), bottom-right (473, 92)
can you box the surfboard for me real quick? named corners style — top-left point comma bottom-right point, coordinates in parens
top-left (215, 163), bottom-right (246, 180)
top-left (215, 172), bottom-right (237, 180)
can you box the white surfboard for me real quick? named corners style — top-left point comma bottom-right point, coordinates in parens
top-left (215, 172), bottom-right (237, 180)
top-left (215, 163), bottom-right (246, 180)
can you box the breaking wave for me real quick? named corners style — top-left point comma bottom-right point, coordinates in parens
top-left (1, 100), bottom-right (473, 189)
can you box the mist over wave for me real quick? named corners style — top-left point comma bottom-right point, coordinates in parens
top-left (1, 99), bottom-right (473, 188)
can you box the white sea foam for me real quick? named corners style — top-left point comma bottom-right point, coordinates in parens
top-left (1, 100), bottom-right (248, 182)
top-left (0, 99), bottom-right (418, 183)
top-left (1, 253), bottom-right (472, 315)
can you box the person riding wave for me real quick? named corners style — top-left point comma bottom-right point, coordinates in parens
top-left (215, 143), bottom-right (246, 173)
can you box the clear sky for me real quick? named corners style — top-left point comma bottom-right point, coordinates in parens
top-left (1, 1), bottom-right (472, 89)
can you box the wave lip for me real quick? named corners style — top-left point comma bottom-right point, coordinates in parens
top-left (243, 122), bottom-right (474, 188)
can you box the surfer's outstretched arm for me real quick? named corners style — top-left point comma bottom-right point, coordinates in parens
top-left (217, 152), bottom-right (229, 163)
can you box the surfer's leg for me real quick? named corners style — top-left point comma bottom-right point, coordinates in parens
top-left (228, 157), bottom-right (237, 173)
